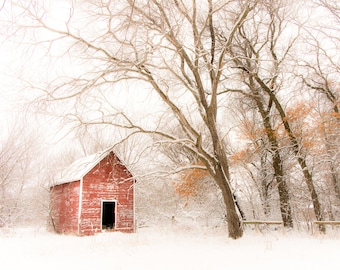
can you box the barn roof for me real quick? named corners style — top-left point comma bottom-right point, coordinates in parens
top-left (52, 147), bottom-right (119, 186)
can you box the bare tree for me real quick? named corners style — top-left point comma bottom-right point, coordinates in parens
top-left (7, 0), bottom-right (264, 238)
top-left (298, 0), bottom-right (340, 207)
top-left (0, 118), bottom-right (40, 227)
top-left (230, 101), bottom-right (277, 219)
top-left (213, 0), bottom-right (339, 233)
top-left (221, 0), bottom-right (296, 227)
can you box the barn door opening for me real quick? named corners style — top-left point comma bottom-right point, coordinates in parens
top-left (101, 201), bottom-right (116, 230)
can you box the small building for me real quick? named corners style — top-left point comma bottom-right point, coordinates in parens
top-left (50, 147), bottom-right (135, 236)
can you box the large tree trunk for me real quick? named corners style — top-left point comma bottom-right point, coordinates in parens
top-left (206, 109), bottom-right (243, 239)
top-left (214, 156), bottom-right (243, 239)
top-left (298, 157), bottom-right (325, 233)
top-left (260, 154), bottom-right (272, 217)
top-left (261, 125), bottom-right (293, 228)
top-left (324, 134), bottom-right (340, 202)
top-left (250, 79), bottom-right (294, 228)
top-left (329, 162), bottom-right (340, 202)
top-left (272, 152), bottom-right (293, 228)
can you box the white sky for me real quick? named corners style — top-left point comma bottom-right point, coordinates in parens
top-left (0, 35), bottom-right (19, 131)
top-left (0, 0), bottom-right (337, 147)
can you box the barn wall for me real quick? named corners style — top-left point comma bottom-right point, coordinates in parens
top-left (79, 152), bottom-right (134, 236)
top-left (50, 181), bottom-right (80, 234)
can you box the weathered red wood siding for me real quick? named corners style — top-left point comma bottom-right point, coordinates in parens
top-left (79, 152), bottom-right (134, 236)
top-left (50, 181), bottom-right (80, 234)
top-left (50, 151), bottom-right (134, 236)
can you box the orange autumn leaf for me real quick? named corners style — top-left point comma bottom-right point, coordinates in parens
top-left (238, 119), bottom-right (262, 141)
top-left (230, 149), bottom-right (249, 165)
top-left (285, 102), bottom-right (313, 123)
top-left (173, 162), bottom-right (208, 198)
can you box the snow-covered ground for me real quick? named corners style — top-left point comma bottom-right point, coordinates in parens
top-left (0, 226), bottom-right (338, 270)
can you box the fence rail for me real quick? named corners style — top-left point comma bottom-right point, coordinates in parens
top-left (242, 220), bottom-right (284, 233)
top-left (312, 221), bottom-right (340, 235)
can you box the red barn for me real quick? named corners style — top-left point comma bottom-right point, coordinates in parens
top-left (50, 148), bottom-right (135, 236)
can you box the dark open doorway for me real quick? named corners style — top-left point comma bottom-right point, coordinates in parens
top-left (102, 201), bottom-right (116, 230)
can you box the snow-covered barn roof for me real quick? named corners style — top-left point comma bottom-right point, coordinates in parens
top-left (52, 146), bottom-right (119, 186)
